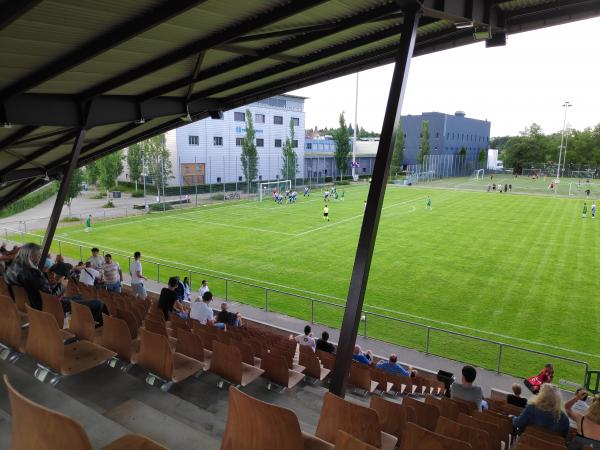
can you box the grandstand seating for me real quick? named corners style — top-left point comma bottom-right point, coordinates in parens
top-left (40, 291), bottom-right (65, 327)
top-left (68, 300), bottom-right (102, 342)
top-left (458, 412), bottom-right (503, 450)
top-left (315, 392), bottom-right (397, 450)
top-left (348, 362), bottom-right (378, 396)
top-left (435, 415), bottom-right (490, 450)
top-left (3, 374), bottom-right (168, 450)
top-left (518, 433), bottom-right (567, 449)
top-left (0, 294), bottom-right (25, 361)
top-left (403, 396), bottom-right (440, 431)
top-left (521, 425), bottom-right (566, 445)
top-left (334, 430), bottom-right (378, 450)
top-left (210, 340), bottom-right (264, 387)
top-left (299, 346), bottom-right (330, 382)
top-left (175, 327), bottom-right (212, 366)
top-left (400, 422), bottom-right (472, 450)
top-left (260, 352), bottom-right (305, 390)
top-left (100, 313), bottom-right (137, 366)
top-left (369, 395), bottom-right (415, 445)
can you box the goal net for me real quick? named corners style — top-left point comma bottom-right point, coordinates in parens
top-left (472, 169), bottom-right (485, 180)
top-left (259, 180), bottom-right (292, 201)
top-left (569, 181), bottom-right (600, 197)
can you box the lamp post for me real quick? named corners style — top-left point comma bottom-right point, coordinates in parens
top-left (352, 72), bottom-right (358, 181)
top-left (557, 101), bottom-right (572, 182)
top-left (142, 155), bottom-right (148, 213)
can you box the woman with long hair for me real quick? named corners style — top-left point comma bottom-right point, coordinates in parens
top-left (513, 383), bottom-right (570, 438)
top-left (566, 390), bottom-right (600, 449)
top-left (5, 243), bottom-right (107, 325)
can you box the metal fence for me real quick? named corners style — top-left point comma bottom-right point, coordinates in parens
top-left (2, 229), bottom-right (591, 387)
top-left (405, 154), bottom-right (486, 184)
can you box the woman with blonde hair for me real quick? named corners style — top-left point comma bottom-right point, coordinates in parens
top-left (566, 390), bottom-right (600, 449)
top-left (512, 383), bottom-right (570, 437)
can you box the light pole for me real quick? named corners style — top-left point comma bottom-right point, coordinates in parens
top-left (352, 72), bottom-right (358, 181)
top-left (557, 101), bottom-right (572, 182)
top-left (142, 155), bottom-right (148, 213)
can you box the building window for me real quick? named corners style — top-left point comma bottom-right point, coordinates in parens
top-left (435, 132), bottom-right (439, 138)
top-left (234, 112), bottom-right (245, 122)
top-left (238, 176), bottom-right (243, 181)
top-left (274, 139), bottom-right (282, 148)
top-left (235, 137), bottom-right (243, 146)
top-left (291, 117), bottom-right (300, 126)
top-left (256, 138), bottom-right (264, 147)
top-left (273, 115), bottom-right (283, 125)
top-left (213, 136), bottom-right (223, 146)
top-left (259, 175), bottom-right (263, 181)
top-left (189, 135), bottom-right (199, 145)
top-left (255, 113), bottom-right (265, 124)
top-left (305, 142), bottom-right (312, 149)
top-left (292, 140), bottom-right (298, 148)
top-left (363, 167), bottom-right (367, 173)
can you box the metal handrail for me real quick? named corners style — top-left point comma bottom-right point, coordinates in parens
top-left (2, 228), bottom-right (592, 386)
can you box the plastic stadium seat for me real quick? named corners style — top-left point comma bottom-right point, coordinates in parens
top-left (210, 340), bottom-right (264, 387)
top-left (299, 346), bottom-right (330, 382)
top-left (334, 431), bottom-right (378, 450)
top-left (400, 422), bottom-right (472, 450)
top-left (4, 375), bottom-right (167, 450)
top-left (521, 426), bottom-right (566, 445)
top-left (458, 413), bottom-right (503, 450)
top-left (261, 353), bottom-right (305, 391)
top-left (369, 395), bottom-right (416, 445)
top-left (403, 396), bottom-right (440, 432)
top-left (40, 291), bottom-right (65, 328)
top-left (100, 313), bottom-right (137, 365)
top-left (68, 300), bottom-right (101, 342)
top-left (435, 416), bottom-right (490, 450)
top-left (348, 362), bottom-right (378, 396)
top-left (0, 294), bottom-right (25, 361)
top-left (175, 327), bottom-right (211, 366)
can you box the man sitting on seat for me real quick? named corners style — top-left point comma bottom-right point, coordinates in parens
top-left (316, 331), bottom-right (335, 354)
top-left (215, 302), bottom-right (240, 328)
top-left (450, 365), bottom-right (487, 411)
top-left (78, 261), bottom-right (100, 287)
top-left (352, 345), bottom-right (373, 365)
top-left (375, 354), bottom-right (414, 377)
top-left (507, 383), bottom-right (528, 408)
top-left (290, 325), bottom-right (316, 351)
top-left (158, 277), bottom-right (188, 321)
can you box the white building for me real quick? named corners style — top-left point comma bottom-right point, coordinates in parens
top-left (487, 148), bottom-right (503, 170)
top-left (165, 95), bottom-right (306, 186)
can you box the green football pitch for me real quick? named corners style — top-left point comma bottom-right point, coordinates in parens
top-left (29, 176), bottom-right (600, 384)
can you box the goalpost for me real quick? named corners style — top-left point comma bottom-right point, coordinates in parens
top-left (258, 180), bottom-right (292, 201)
top-left (569, 181), bottom-right (600, 197)
top-left (472, 168), bottom-right (485, 180)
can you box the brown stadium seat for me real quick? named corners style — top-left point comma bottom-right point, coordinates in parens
top-left (25, 305), bottom-right (115, 380)
top-left (68, 300), bottom-right (101, 342)
top-left (315, 392), bottom-right (397, 450)
top-left (100, 313), bottom-right (137, 365)
top-left (261, 353), bottom-right (305, 390)
top-left (143, 317), bottom-right (176, 349)
top-left (403, 396), bottom-right (440, 432)
top-left (116, 308), bottom-right (138, 338)
top-left (0, 294), bottom-right (26, 360)
top-left (521, 426), bottom-right (566, 445)
top-left (348, 362), bottom-right (378, 396)
top-left (458, 413), bottom-right (503, 450)
top-left (136, 328), bottom-right (204, 390)
top-left (400, 422), bottom-right (473, 450)
top-left (334, 431), bottom-right (378, 450)
top-left (387, 373), bottom-right (415, 395)
top-left (369, 395), bottom-right (416, 445)
top-left (230, 338), bottom-right (260, 367)
top-left (209, 340), bottom-right (264, 387)
top-left (476, 410), bottom-right (514, 448)
top-left (369, 367), bottom-right (394, 393)
top-left (299, 346), bottom-right (330, 382)
top-left (316, 349), bottom-right (336, 371)
top-left (40, 291), bottom-right (65, 328)
top-left (175, 327), bottom-right (211, 366)
top-left (4, 375), bottom-right (167, 450)
top-left (221, 386), bottom-right (333, 450)
top-left (439, 395), bottom-right (461, 421)
top-left (435, 416), bottom-right (490, 450)
top-left (10, 285), bottom-right (30, 314)
top-left (519, 434), bottom-right (567, 449)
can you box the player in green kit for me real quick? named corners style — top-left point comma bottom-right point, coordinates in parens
top-left (341, 190), bottom-right (345, 202)
top-left (323, 204), bottom-right (329, 221)
top-left (426, 197), bottom-right (432, 210)
top-left (84, 214), bottom-right (92, 232)
top-left (582, 202), bottom-right (588, 218)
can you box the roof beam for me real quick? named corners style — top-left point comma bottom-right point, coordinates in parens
top-left (0, 168), bottom-right (46, 184)
top-left (9, 128), bottom-right (75, 147)
top-left (0, 0), bottom-right (42, 32)
top-left (0, 126), bottom-right (37, 152)
top-left (138, 2), bottom-right (405, 101)
top-left (78, 0), bottom-right (329, 100)
top-left (0, 178), bottom-right (43, 209)
top-left (0, 0), bottom-right (209, 99)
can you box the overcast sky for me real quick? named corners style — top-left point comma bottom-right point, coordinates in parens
top-left (288, 16), bottom-right (600, 138)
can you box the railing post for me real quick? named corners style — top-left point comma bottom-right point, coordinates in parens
top-left (225, 279), bottom-right (228, 301)
top-left (79, 246), bottom-right (83, 261)
top-left (363, 313), bottom-right (367, 338)
top-left (265, 288), bottom-right (269, 311)
top-left (497, 343), bottom-right (503, 374)
top-left (426, 327), bottom-right (431, 354)
top-left (157, 264), bottom-right (160, 282)
top-left (58, 241), bottom-right (62, 254)
top-left (311, 299), bottom-right (314, 324)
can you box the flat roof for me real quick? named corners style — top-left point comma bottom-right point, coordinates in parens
top-left (1, 0), bottom-right (599, 206)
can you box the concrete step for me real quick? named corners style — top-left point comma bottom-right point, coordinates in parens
top-left (0, 411), bottom-right (11, 450)
top-left (104, 399), bottom-right (221, 450)
top-left (0, 359), bottom-right (132, 449)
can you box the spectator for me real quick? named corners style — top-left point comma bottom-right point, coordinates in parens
top-left (87, 247), bottom-right (104, 271)
top-left (352, 345), bottom-right (372, 365)
top-left (4, 243), bottom-right (107, 325)
top-left (190, 291), bottom-right (218, 327)
top-left (571, 388), bottom-right (591, 415)
top-left (507, 383), bottom-right (528, 408)
top-left (103, 254), bottom-right (122, 293)
top-left (512, 384), bottom-right (569, 438)
top-left (375, 354), bottom-right (414, 377)
top-left (525, 363), bottom-right (554, 395)
top-left (129, 251), bottom-right (147, 299)
top-left (42, 253), bottom-right (53, 271)
top-left (79, 261), bottom-right (100, 287)
top-left (290, 325), bottom-right (316, 351)
top-left (450, 365), bottom-right (486, 411)
top-left (199, 279), bottom-right (210, 297)
top-left (158, 277), bottom-right (188, 321)
top-left (175, 276), bottom-right (185, 301)
top-left (216, 302), bottom-right (240, 328)
top-left (182, 276), bottom-right (191, 301)
top-left (316, 331), bottom-right (335, 354)
top-left (565, 390), bottom-right (600, 448)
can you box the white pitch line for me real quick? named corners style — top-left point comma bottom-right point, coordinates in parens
top-left (174, 216), bottom-right (296, 236)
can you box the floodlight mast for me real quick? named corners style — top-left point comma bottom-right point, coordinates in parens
top-left (352, 72), bottom-right (358, 180)
top-left (557, 101), bottom-right (572, 183)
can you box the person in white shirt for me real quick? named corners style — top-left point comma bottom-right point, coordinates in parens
top-left (572, 388), bottom-right (590, 415)
top-left (87, 247), bottom-right (104, 272)
top-left (199, 279), bottom-right (210, 298)
top-left (79, 261), bottom-right (100, 287)
top-left (129, 251), bottom-right (147, 299)
top-left (291, 324), bottom-right (316, 352)
top-left (190, 291), bottom-right (221, 327)
top-left (102, 254), bottom-right (123, 293)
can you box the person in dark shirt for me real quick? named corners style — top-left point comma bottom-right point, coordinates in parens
top-left (215, 302), bottom-right (240, 328)
top-left (158, 277), bottom-right (187, 321)
top-left (507, 383), bottom-right (528, 408)
top-left (316, 331), bottom-right (335, 354)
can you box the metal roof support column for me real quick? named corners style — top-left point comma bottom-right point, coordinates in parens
top-left (329, 4), bottom-right (421, 397)
top-left (39, 128), bottom-right (87, 267)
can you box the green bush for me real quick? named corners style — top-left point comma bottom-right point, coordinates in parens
top-left (335, 180), bottom-right (351, 186)
top-left (61, 217), bottom-right (81, 223)
top-left (149, 203), bottom-right (173, 211)
top-left (211, 193), bottom-right (225, 201)
top-left (0, 182), bottom-right (59, 218)
top-left (131, 191), bottom-right (145, 198)
top-left (101, 201), bottom-right (115, 208)
top-left (90, 193), bottom-right (105, 199)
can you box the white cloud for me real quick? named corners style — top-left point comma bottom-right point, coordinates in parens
top-left (289, 17), bottom-right (600, 137)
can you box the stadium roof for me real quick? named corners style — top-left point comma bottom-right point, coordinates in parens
top-left (1, 0), bottom-right (599, 207)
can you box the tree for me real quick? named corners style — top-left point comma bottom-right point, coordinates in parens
top-left (281, 117), bottom-right (298, 181)
top-left (97, 150), bottom-right (124, 203)
top-left (240, 109), bottom-right (258, 189)
top-left (142, 134), bottom-right (171, 197)
top-left (127, 143), bottom-right (144, 191)
top-left (64, 168), bottom-right (83, 218)
top-left (333, 112), bottom-right (351, 182)
top-left (85, 161), bottom-right (100, 187)
top-left (478, 149), bottom-right (487, 166)
top-left (417, 120), bottom-right (430, 164)
top-left (391, 118), bottom-right (404, 177)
